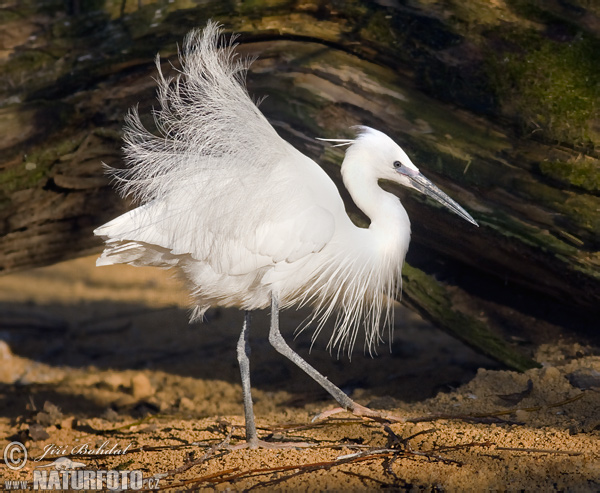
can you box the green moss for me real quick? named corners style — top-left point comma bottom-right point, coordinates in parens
top-left (0, 48), bottom-right (72, 100)
top-left (506, 0), bottom-right (600, 23)
top-left (238, 0), bottom-right (294, 11)
top-left (486, 29), bottom-right (600, 146)
top-left (562, 194), bottom-right (600, 234)
top-left (539, 159), bottom-right (600, 192)
top-left (511, 177), bottom-right (566, 205)
top-left (333, 0), bottom-right (370, 20)
top-left (29, 136), bottom-right (83, 164)
top-left (93, 127), bottom-right (123, 141)
top-left (510, 175), bottom-right (599, 240)
top-left (0, 163), bottom-right (47, 194)
top-left (0, 136), bottom-right (83, 196)
top-left (402, 263), bottom-right (540, 371)
top-left (3, 49), bottom-right (56, 77)
top-left (404, 131), bottom-right (512, 192)
top-left (477, 208), bottom-right (578, 256)
top-left (0, 9), bottom-right (23, 24)
top-left (361, 10), bottom-right (397, 47)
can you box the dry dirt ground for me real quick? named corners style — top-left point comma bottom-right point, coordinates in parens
top-left (0, 255), bottom-right (598, 491)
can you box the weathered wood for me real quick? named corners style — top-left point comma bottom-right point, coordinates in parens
top-left (0, 0), bottom-right (598, 369)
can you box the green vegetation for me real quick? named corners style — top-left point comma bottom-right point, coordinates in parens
top-left (0, 136), bottom-right (82, 196)
top-left (402, 263), bottom-right (540, 371)
top-left (486, 29), bottom-right (600, 147)
top-left (539, 159), bottom-right (600, 192)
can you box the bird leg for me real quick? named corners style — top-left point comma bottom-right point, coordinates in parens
top-left (235, 310), bottom-right (312, 449)
top-left (236, 310), bottom-right (258, 447)
top-left (268, 294), bottom-right (404, 424)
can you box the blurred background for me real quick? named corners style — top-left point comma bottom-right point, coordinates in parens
top-left (0, 0), bottom-right (598, 410)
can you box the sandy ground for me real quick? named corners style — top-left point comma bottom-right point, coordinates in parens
top-left (0, 255), bottom-right (598, 491)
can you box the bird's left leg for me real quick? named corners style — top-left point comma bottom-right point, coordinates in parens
top-left (234, 310), bottom-right (311, 449)
top-left (236, 310), bottom-right (259, 447)
top-left (268, 293), bottom-right (404, 423)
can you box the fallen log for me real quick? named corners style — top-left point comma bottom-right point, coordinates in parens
top-left (1, 1), bottom-right (597, 369)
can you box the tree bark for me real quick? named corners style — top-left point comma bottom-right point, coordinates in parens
top-left (0, 1), bottom-right (598, 370)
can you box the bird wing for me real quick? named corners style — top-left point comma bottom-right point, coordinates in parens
top-left (96, 165), bottom-right (337, 275)
top-left (98, 22), bottom-right (344, 276)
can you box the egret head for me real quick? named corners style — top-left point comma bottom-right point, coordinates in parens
top-left (336, 126), bottom-right (478, 227)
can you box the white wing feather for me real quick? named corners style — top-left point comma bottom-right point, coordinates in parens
top-left (95, 21), bottom-right (340, 304)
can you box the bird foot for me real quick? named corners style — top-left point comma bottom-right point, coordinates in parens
top-left (312, 403), bottom-right (405, 424)
top-left (232, 438), bottom-right (313, 450)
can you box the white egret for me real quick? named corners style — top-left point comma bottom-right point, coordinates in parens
top-left (95, 22), bottom-right (478, 448)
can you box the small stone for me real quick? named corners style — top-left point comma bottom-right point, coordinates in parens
top-left (43, 401), bottom-right (63, 421)
top-left (178, 396), bottom-right (195, 411)
top-left (60, 417), bottom-right (76, 429)
top-left (113, 394), bottom-right (137, 409)
top-left (103, 373), bottom-right (126, 391)
top-left (29, 423), bottom-right (49, 441)
top-left (101, 408), bottom-right (120, 423)
top-left (567, 369), bottom-right (600, 390)
top-left (539, 365), bottom-right (561, 382)
top-left (515, 409), bottom-right (529, 423)
top-left (131, 374), bottom-right (154, 399)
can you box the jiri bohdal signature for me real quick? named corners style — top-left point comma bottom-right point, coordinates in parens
top-left (36, 441), bottom-right (133, 461)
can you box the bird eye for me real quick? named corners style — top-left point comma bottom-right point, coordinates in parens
top-left (393, 161), bottom-right (416, 177)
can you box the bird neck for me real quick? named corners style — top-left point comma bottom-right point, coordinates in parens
top-left (341, 158), bottom-right (411, 250)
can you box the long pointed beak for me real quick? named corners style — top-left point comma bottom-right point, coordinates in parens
top-left (408, 172), bottom-right (478, 227)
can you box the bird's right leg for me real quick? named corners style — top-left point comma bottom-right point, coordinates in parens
top-left (268, 294), bottom-right (403, 423)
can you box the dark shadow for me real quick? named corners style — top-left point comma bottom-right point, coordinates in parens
top-left (0, 299), bottom-right (496, 421)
